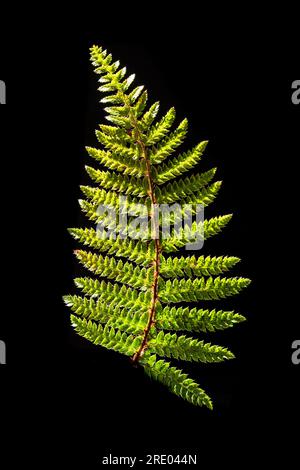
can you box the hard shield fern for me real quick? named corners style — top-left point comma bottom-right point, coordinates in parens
top-left (64, 45), bottom-right (251, 410)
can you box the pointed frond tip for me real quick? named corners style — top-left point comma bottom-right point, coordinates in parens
top-left (141, 354), bottom-right (213, 409)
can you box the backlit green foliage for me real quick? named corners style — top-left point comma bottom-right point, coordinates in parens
top-left (64, 45), bottom-right (250, 409)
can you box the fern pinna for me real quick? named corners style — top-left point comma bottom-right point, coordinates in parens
top-left (63, 45), bottom-right (251, 409)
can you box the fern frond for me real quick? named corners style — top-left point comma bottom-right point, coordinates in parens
top-left (65, 44), bottom-right (251, 409)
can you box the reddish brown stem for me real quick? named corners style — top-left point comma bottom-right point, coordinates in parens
top-left (120, 92), bottom-right (161, 364)
top-left (131, 139), bottom-right (161, 363)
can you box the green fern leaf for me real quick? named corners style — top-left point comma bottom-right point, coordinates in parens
top-left (64, 45), bottom-right (251, 409)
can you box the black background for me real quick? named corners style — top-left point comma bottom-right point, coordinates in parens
top-left (0, 12), bottom-right (299, 467)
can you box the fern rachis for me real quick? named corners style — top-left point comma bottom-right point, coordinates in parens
top-left (64, 45), bottom-right (251, 409)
